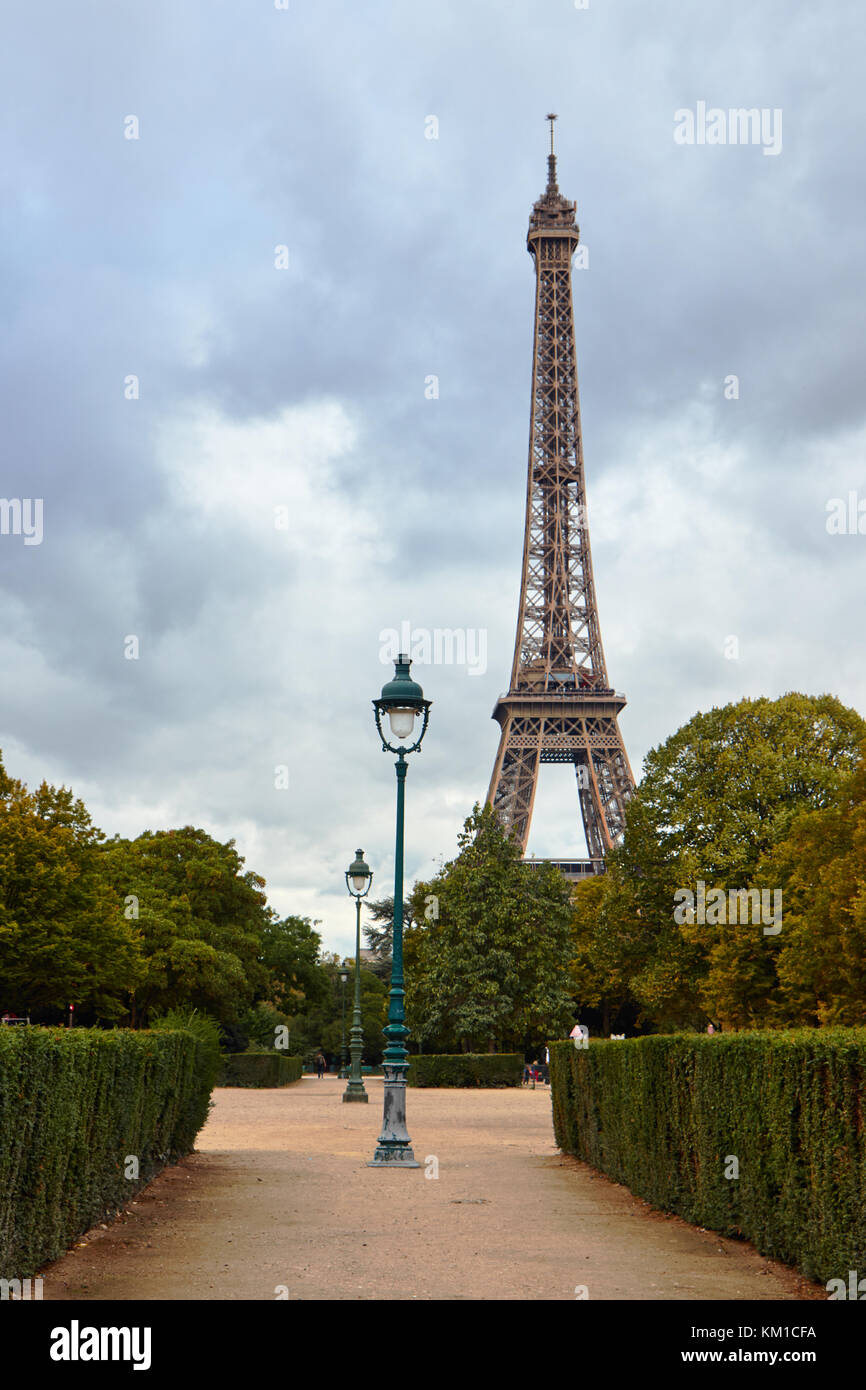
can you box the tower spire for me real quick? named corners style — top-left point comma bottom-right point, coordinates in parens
top-left (530, 114), bottom-right (577, 233)
top-left (545, 112), bottom-right (558, 192)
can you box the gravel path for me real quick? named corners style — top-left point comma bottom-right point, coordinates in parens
top-left (41, 1078), bottom-right (821, 1301)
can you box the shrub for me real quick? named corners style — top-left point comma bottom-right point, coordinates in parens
top-left (218, 1021), bottom-right (250, 1054)
top-left (151, 1006), bottom-right (222, 1092)
top-left (238, 1002), bottom-right (291, 1050)
top-left (407, 1054), bottom-right (523, 1087)
top-left (218, 1053), bottom-right (303, 1087)
top-left (0, 1025), bottom-right (214, 1278)
top-left (549, 1030), bottom-right (866, 1283)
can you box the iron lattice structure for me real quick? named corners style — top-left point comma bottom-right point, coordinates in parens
top-left (487, 118), bottom-right (635, 870)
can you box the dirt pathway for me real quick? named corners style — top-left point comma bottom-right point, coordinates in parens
top-left (41, 1078), bottom-right (820, 1301)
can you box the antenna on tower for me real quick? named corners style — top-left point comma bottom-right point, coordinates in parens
top-left (545, 113), bottom-right (559, 191)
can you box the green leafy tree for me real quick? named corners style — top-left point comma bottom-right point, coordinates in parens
top-left (238, 1001), bottom-right (292, 1052)
top-left (763, 751), bottom-right (866, 1026)
top-left (362, 896), bottom-right (414, 980)
top-left (101, 827), bottom-right (272, 1025)
top-left (289, 954), bottom-right (388, 1064)
top-left (260, 914), bottom-right (325, 1009)
top-left (0, 755), bottom-right (142, 1020)
top-left (633, 693), bottom-right (865, 884)
top-left (612, 693), bottom-right (866, 1029)
top-left (568, 873), bottom-right (646, 1034)
top-left (406, 803), bottom-right (575, 1052)
top-left (599, 798), bottom-right (707, 1032)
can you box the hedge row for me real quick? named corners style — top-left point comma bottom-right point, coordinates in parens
top-left (408, 1054), bottom-right (523, 1087)
top-left (0, 1026), bottom-right (215, 1279)
top-left (219, 1053), bottom-right (303, 1087)
top-left (549, 1030), bottom-right (866, 1283)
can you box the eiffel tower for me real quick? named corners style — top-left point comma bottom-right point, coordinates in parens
top-left (487, 116), bottom-right (635, 881)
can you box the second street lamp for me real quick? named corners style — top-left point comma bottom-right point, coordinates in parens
top-left (368, 652), bottom-right (431, 1168)
top-left (343, 849), bottom-right (372, 1103)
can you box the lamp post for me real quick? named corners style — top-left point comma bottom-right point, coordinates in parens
top-left (343, 849), bottom-right (372, 1103)
top-left (339, 970), bottom-right (349, 1078)
top-left (368, 652), bottom-right (431, 1168)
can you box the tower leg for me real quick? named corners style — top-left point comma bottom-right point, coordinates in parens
top-left (576, 758), bottom-right (608, 859)
top-left (488, 716), bottom-right (543, 853)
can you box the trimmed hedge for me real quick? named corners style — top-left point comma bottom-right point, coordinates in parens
top-left (0, 1025), bottom-right (214, 1279)
top-left (549, 1030), bottom-right (866, 1283)
top-left (407, 1054), bottom-right (523, 1088)
top-left (218, 1052), bottom-right (303, 1087)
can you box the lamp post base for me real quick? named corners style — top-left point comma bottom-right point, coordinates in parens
top-left (368, 1063), bottom-right (419, 1166)
top-left (342, 1084), bottom-right (368, 1103)
top-left (367, 1145), bottom-right (420, 1168)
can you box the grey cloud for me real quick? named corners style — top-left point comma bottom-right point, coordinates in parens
top-left (1, 0), bottom-right (864, 944)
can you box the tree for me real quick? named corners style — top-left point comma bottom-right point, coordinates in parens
top-left (0, 754), bottom-right (142, 1020)
top-left (287, 954), bottom-right (388, 1065)
top-left (765, 751), bottom-right (866, 1026)
top-left (632, 693), bottom-right (865, 885)
top-left (238, 1001), bottom-right (289, 1051)
top-left (362, 896), bottom-right (413, 981)
top-left (259, 914), bottom-right (325, 1009)
top-left (610, 693), bottom-right (866, 1029)
top-left (101, 827), bottom-right (272, 1024)
top-left (406, 804), bottom-right (575, 1053)
top-left (567, 873), bottom-right (645, 1034)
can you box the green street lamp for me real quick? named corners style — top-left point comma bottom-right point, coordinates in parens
top-left (339, 969), bottom-right (349, 1078)
top-left (368, 652), bottom-right (431, 1168)
top-left (342, 849), bottom-right (372, 1104)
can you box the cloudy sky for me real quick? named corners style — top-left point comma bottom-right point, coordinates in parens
top-left (2, 1), bottom-right (864, 960)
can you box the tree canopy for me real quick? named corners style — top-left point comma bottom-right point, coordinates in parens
top-left (570, 693), bottom-right (866, 1032)
top-left (0, 758), bottom-right (141, 1019)
top-left (406, 803), bottom-right (575, 1052)
top-left (100, 827), bottom-right (272, 1025)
